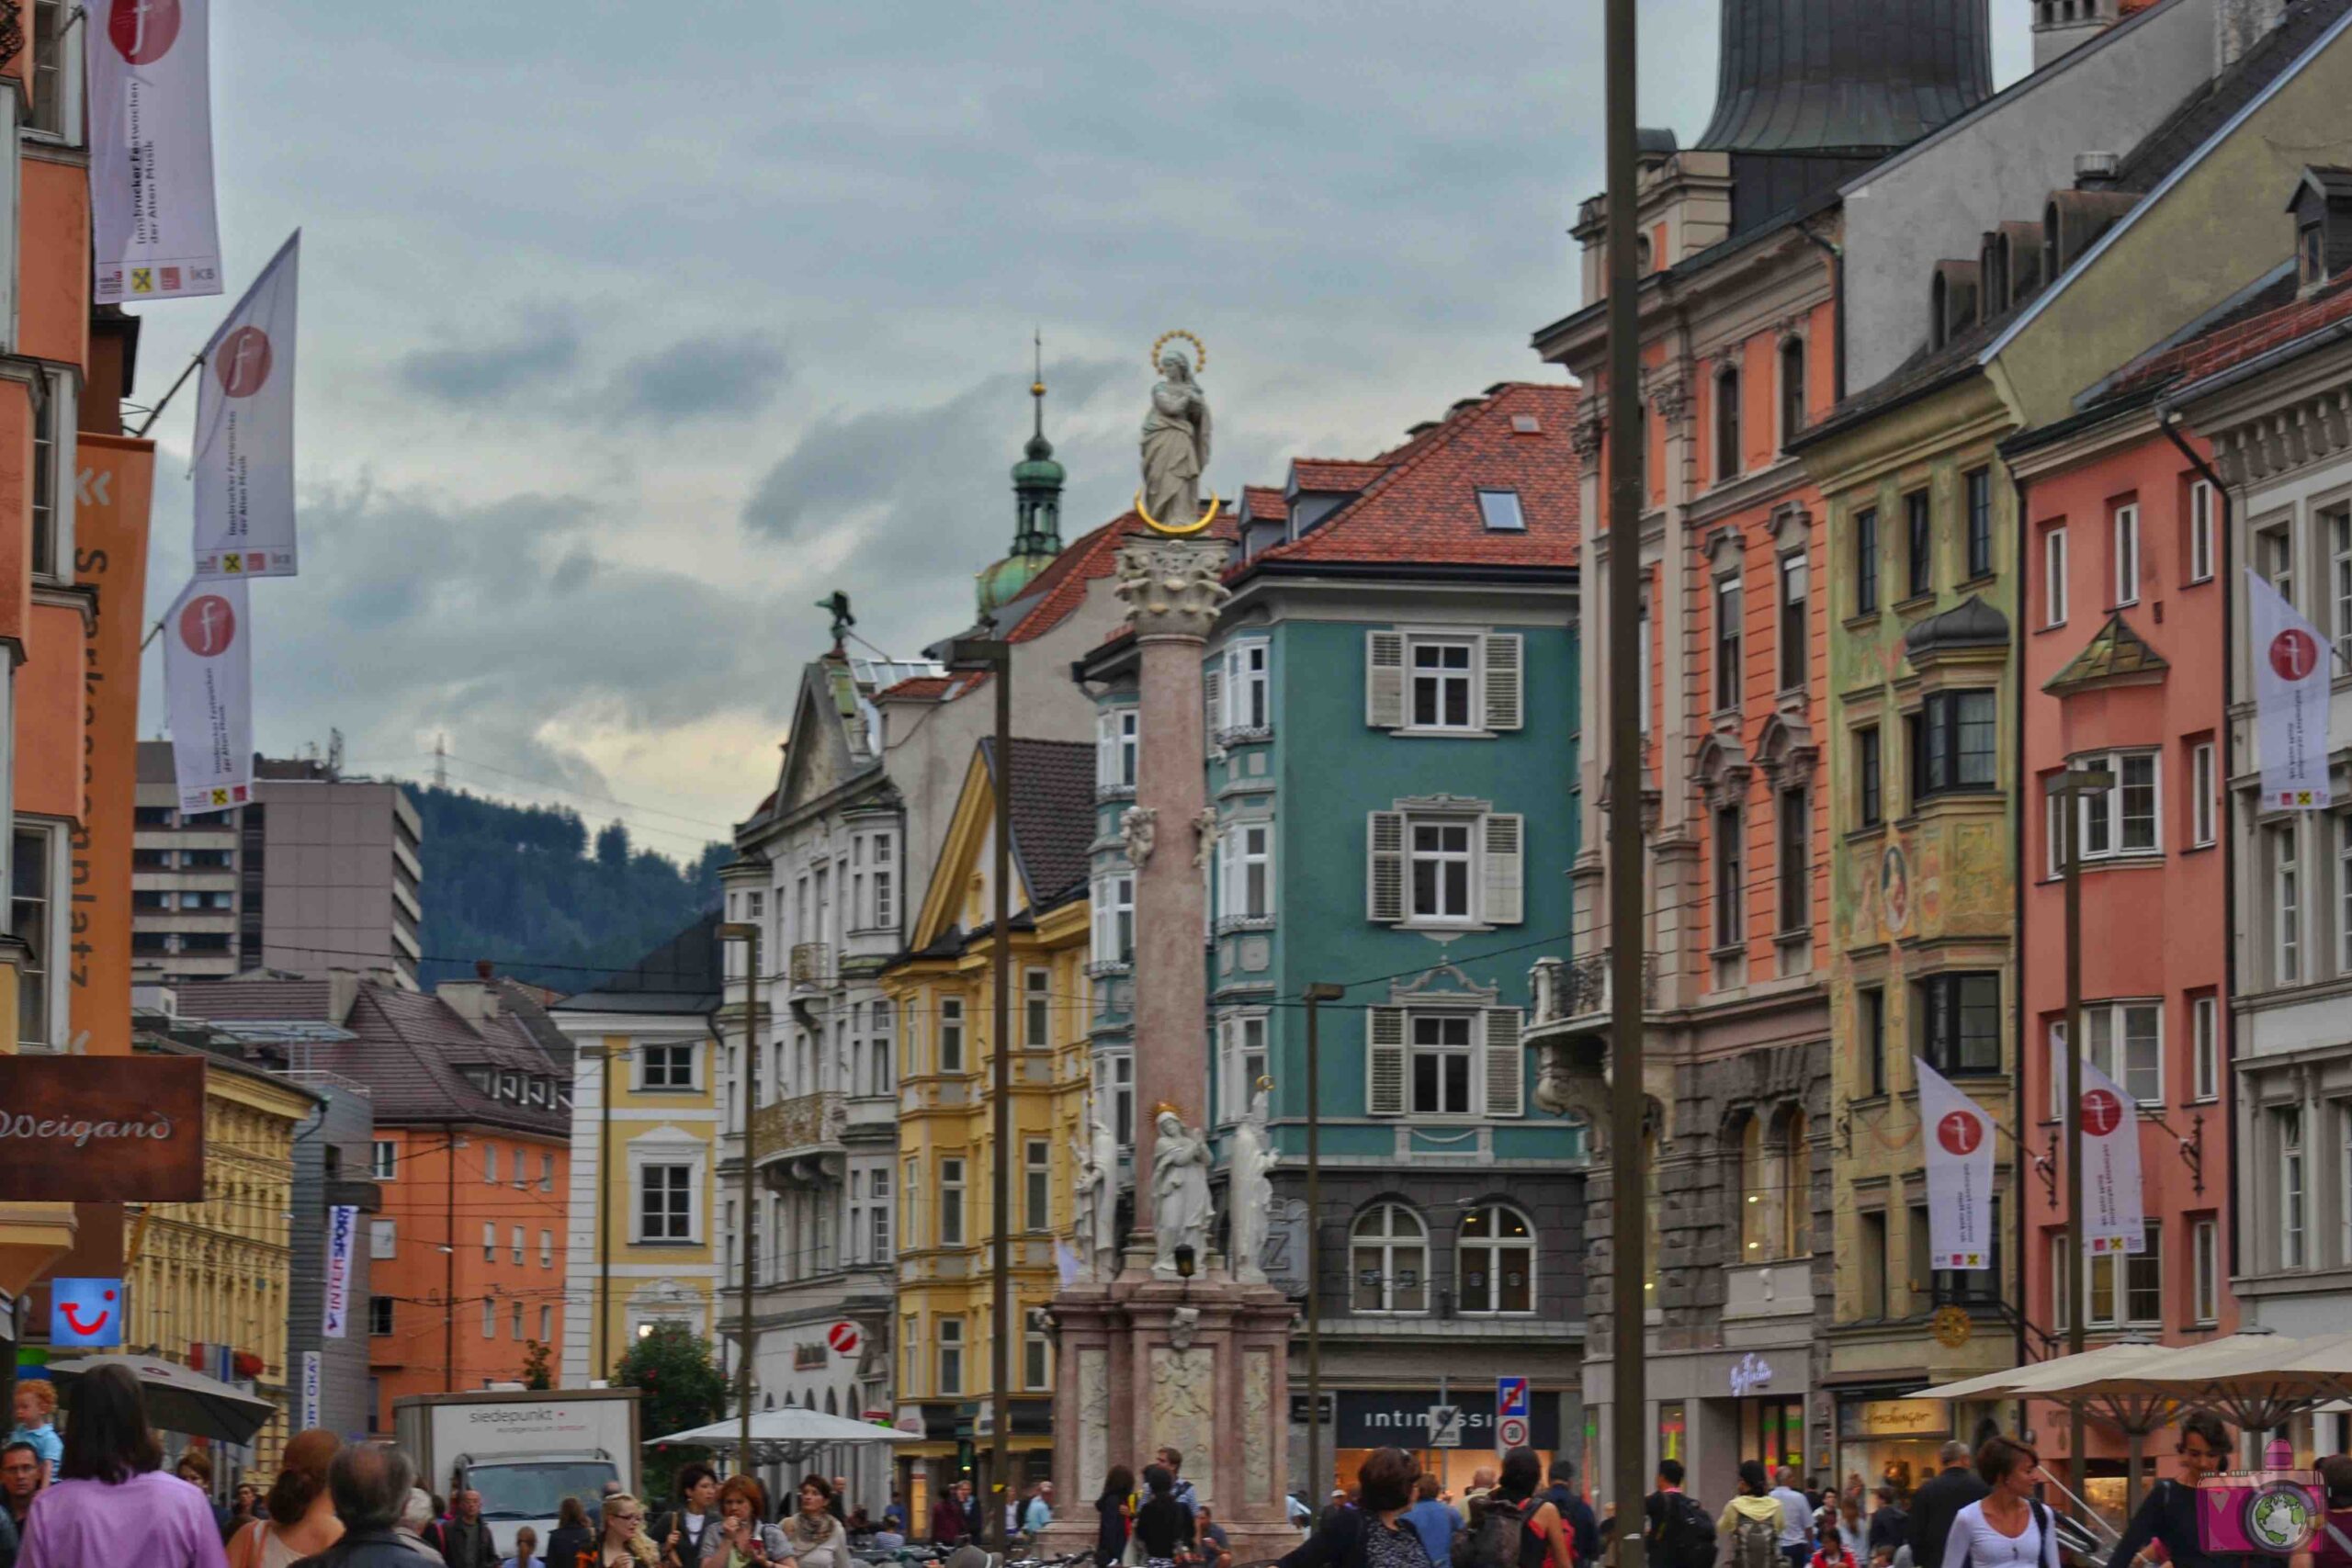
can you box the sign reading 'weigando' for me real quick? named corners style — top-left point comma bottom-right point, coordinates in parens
top-left (0, 1055), bottom-right (206, 1201)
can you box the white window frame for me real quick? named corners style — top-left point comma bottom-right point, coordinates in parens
top-left (2282, 1107), bottom-right (2309, 1269)
top-left (1220, 638), bottom-right (1272, 739)
top-left (1091, 872), bottom-right (1136, 970)
top-left (869, 1166), bottom-right (893, 1262)
top-left (483, 1299), bottom-right (496, 1339)
top-left (937, 1317), bottom-right (965, 1395)
top-left (2113, 502), bottom-right (2141, 607)
top-left (510, 1224), bottom-right (525, 1265)
top-left (938, 998), bottom-right (966, 1075)
top-left (637, 1042), bottom-right (699, 1092)
top-left (870, 832), bottom-right (896, 931)
top-left (628, 1133), bottom-right (706, 1247)
top-left (1366, 629), bottom-right (1523, 735)
top-left (1411, 1010), bottom-right (1477, 1118)
top-left (1023, 1138), bottom-right (1050, 1233)
top-left (2088, 1000), bottom-right (2165, 1107)
top-left (901, 1156), bottom-right (922, 1251)
top-left (1023, 967), bottom-right (1050, 1049)
top-left (2191, 1217), bottom-right (2220, 1325)
top-left (1096, 1048), bottom-right (1135, 1149)
top-left (2191, 742), bottom-right (2217, 849)
top-left (483, 1144), bottom-right (499, 1185)
top-left (2275, 822), bottom-right (2302, 986)
top-left (1348, 1202), bottom-right (1430, 1316)
top-left (1408, 637), bottom-right (1478, 732)
top-left (1096, 708), bottom-right (1139, 795)
top-left (2259, 521), bottom-right (2295, 602)
top-left (369, 1219), bottom-right (397, 1259)
top-left (1023, 1325), bottom-right (1051, 1390)
top-left (25, 366), bottom-right (74, 590)
top-left (2342, 1103), bottom-right (2352, 1269)
top-left (2332, 503), bottom-right (2352, 668)
top-left (24, 0), bottom-right (85, 148)
top-left (1218, 819), bottom-right (1273, 925)
top-left (1217, 1012), bottom-right (1270, 1124)
top-left (1456, 1201), bottom-right (1539, 1316)
top-left (2341, 814), bottom-right (2352, 977)
top-left (2046, 525), bottom-right (2070, 626)
top-left (940, 1156), bottom-right (967, 1247)
top-left (481, 1222), bottom-right (495, 1261)
top-left (2191, 996), bottom-right (2219, 1103)
top-left (1408, 817), bottom-right (1476, 925)
top-left (371, 1140), bottom-right (397, 1180)
top-left (539, 1229), bottom-right (554, 1268)
top-left (2064, 750), bottom-right (2162, 863)
top-left (540, 1304), bottom-right (554, 1343)
top-left (2189, 480), bottom-right (2216, 583)
top-left (10, 819), bottom-right (67, 1051)
top-left (541, 1153), bottom-right (555, 1191)
top-left (2061, 1225), bottom-right (2164, 1330)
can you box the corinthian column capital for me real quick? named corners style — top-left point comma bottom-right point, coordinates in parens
top-left (1114, 536), bottom-right (1230, 641)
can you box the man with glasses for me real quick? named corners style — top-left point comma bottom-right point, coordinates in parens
top-left (2108, 1413), bottom-right (2233, 1568)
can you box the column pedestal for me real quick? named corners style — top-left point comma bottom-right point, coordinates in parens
top-left (1039, 1259), bottom-right (1298, 1563)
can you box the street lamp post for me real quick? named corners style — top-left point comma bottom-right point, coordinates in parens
top-left (2053, 766), bottom-right (2110, 1503)
top-left (718, 921), bottom-right (763, 1478)
top-left (1302, 982), bottom-right (1344, 1500)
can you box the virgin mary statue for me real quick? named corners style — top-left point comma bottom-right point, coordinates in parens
top-left (1150, 1109), bottom-right (1213, 1279)
top-left (1140, 348), bottom-right (1211, 526)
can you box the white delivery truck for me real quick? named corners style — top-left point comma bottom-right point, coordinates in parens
top-left (392, 1387), bottom-right (640, 1556)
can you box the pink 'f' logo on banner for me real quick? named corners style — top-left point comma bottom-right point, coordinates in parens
top-left (1936, 1111), bottom-right (1984, 1156)
top-left (108, 0), bottom-right (182, 64)
top-left (215, 328), bottom-right (273, 398)
top-left (2270, 626), bottom-right (2322, 682)
top-left (2080, 1088), bottom-right (2124, 1138)
top-left (179, 594), bottom-right (236, 657)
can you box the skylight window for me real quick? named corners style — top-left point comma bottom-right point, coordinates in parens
top-left (1478, 489), bottom-right (1526, 532)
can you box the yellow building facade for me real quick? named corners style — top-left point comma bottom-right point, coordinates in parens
top-left (551, 915), bottom-right (727, 1387)
top-left (884, 739), bottom-right (1093, 1507)
top-left (123, 1043), bottom-right (316, 1478)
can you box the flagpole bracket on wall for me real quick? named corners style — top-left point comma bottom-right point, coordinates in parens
top-left (2034, 1130), bottom-right (2058, 1203)
top-left (2177, 1112), bottom-right (2206, 1197)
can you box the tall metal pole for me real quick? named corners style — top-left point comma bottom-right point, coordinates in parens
top-left (2057, 770), bottom-right (2106, 1501)
top-left (949, 637), bottom-right (1015, 1541)
top-left (446, 1122), bottom-right (458, 1393)
top-left (1304, 983), bottom-right (1343, 1501)
top-left (718, 921), bottom-right (763, 1477)
top-left (600, 1045), bottom-right (614, 1379)
top-left (1604, 0), bottom-right (1649, 1558)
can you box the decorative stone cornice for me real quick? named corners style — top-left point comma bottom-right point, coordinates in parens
top-left (1702, 524), bottom-right (1746, 574)
top-left (1115, 536), bottom-right (1231, 641)
top-left (1756, 714), bottom-right (1818, 789)
top-left (1766, 500), bottom-right (1813, 553)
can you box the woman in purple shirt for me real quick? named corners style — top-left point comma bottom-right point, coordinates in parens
top-left (18, 1361), bottom-right (229, 1568)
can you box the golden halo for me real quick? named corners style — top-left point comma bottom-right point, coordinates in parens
top-left (1134, 488), bottom-right (1222, 537)
top-left (1254, 1075), bottom-right (1275, 1091)
top-left (1150, 330), bottom-right (1206, 374)
top-left (1151, 1100), bottom-right (1184, 1118)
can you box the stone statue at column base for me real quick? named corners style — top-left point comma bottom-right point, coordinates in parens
top-left (1148, 1108), bottom-right (1212, 1280)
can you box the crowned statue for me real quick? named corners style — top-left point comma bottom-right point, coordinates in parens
top-left (1228, 1078), bottom-right (1278, 1284)
top-left (1139, 333), bottom-right (1213, 532)
top-left (1149, 1106), bottom-right (1214, 1280)
top-left (1072, 1099), bottom-right (1121, 1280)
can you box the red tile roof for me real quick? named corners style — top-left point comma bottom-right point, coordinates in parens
top-left (875, 674), bottom-right (956, 702)
top-left (2115, 271), bottom-right (2352, 395)
top-left (1289, 459), bottom-right (1384, 493)
top-left (1239, 485), bottom-right (1288, 524)
top-left (1253, 383), bottom-right (1582, 569)
top-left (1004, 508), bottom-right (1240, 645)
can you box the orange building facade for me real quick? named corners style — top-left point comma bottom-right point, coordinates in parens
top-left (2011, 413), bottom-right (2236, 1511)
top-left (2, 0), bottom-right (153, 1348)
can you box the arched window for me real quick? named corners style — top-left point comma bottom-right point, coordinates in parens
top-left (1458, 1203), bottom-right (1537, 1314)
top-left (1715, 366), bottom-right (1742, 481)
top-left (1351, 1202), bottom-right (1429, 1314)
top-left (1779, 339), bottom-right (1806, 448)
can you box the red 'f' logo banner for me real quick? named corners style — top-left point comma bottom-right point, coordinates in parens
top-left (107, 0), bottom-right (182, 63)
top-left (215, 327), bottom-right (273, 397)
top-left (178, 592), bottom-right (235, 657)
top-left (2080, 1088), bottom-right (2124, 1138)
top-left (1936, 1110), bottom-right (1983, 1156)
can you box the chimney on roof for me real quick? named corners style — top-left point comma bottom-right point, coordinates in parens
top-left (438, 977), bottom-right (503, 1025)
top-left (2074, 151), bottom-right (2120, 186)
top-left (475, 959), bottom-right (494, 980)
top-left (2217, 0), bottom-right (2289, 68)
top-left (2031, 0), bottom-right (2132, 71)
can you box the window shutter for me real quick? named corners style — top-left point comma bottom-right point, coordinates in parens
top-left (1216, 1019), bottom-right (1235, 1122)
top-left (1204, 664), bottom-right (1224, 740)
top-left (1481, 813), bottom-right (1525, 925)
top-left (1483, 1008), bottom-right (1525, 1119)
top-left (1218, 826), bottom-right (1238, 921)
top-left (1483, 633), bottom-right (1524, 730)
top-left (1366, 631), bottom-right (1406, 728)
top-left (1367, 811), bottom-right (1406, 922)
top-left (1095, 713), bottom-right (1114, 788)
top-left (1366, 1008), bottom-right (1408, 1117)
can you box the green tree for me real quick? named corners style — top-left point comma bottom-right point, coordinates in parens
top-left (616, 1324), bottom-right (727, 1503)
top-left (520, 1338), bottom-right (552, 1391)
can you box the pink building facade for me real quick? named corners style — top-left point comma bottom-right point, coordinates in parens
top-left (2010, 412), bottom-right (2235, 1510)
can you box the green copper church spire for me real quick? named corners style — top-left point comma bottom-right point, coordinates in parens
top-left (978, 329), bottom-right (1066, 618)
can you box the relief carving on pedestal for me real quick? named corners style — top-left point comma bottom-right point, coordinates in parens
top-left (1078, 1349), bottom-right (1109, 1500)
top-left (1149, 1347), bottom-right (1216, 1505)
top-left (1242, 1349), bottom-right (1272, 1503)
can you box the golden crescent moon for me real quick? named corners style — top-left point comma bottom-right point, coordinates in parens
top-left (1149, 329), bottom-right (1206, 374)
top-left (1133, 489), bottom-right (1221, 536)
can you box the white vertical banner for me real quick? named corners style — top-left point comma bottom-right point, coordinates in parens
top-left (299, 1350), bottom-right (322, 1430)
top-left (1917, 1058), bottom-right (1995, 1269)
top-left (192, 232), bottom-right (300, 580)
top-left (322, 1203), bottom-right (356, 1338)
top-left (88, 0), bottom-right (223, 304)
top-left (2079, 1057), bottom-right (2147, 1256)
top-left (2247, 569), bottom-right (2335, 808)
top-left (164, 576), bottom-right (251, 814)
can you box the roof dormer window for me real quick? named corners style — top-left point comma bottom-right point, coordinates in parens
top-left (499, 1070), bottom-right (521, 1102)
top-left (2290, 166), bottom-right (2352, 295)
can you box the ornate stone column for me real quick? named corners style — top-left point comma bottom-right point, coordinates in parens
top-left (1040, 532), bottom-right (1297, 1564)
top-left (1113, 535), bottom-right (1227, 1236)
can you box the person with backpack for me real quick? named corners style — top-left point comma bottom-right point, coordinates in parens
top-left (1646, 1461), bottom-right (1715, 1568)
top-left (1450, 1448), bottom-right (1571, 1568)
top-left (1720, 1461), bottom-right (1789, 1568)
top-left (2106, 1412), bottom-right (2230, 1568)
top-left (1936, 1440), bottom-right (2056, 1568)
top-left (1278, 1450), bottom-right (1435, 1568)
top-left (1543, 1463), bottom-right (1600, 1568)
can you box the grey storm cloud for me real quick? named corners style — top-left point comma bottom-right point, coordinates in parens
top-left (394, 312), bottom-right (582, 406)
top-left (605, 334), bottom-right (788, 424)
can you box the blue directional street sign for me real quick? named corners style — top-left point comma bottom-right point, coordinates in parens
top-left (1498, 1376), bottom-right (1530, 1420)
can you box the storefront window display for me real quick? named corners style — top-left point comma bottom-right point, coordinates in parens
top-left (1744, 1395), bottom-right (1805, 1475)
top-left (1660, 1403), bottom-right (1688, 1465)
top-left (1334, 1390), bottom-right (1563, 1496)
top-left (1835, 1395), bottom-right (1947, 1506)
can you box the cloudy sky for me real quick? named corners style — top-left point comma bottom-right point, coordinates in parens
top-left (131, 1), bottom-right (2031, 858)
